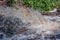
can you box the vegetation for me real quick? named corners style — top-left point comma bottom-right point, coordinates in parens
top-left (22, 0), bottom-right (58, 12)
top-left (6, 0), bottom-right (17, 7)
top-left (6, 0), bottom-right (60, 12)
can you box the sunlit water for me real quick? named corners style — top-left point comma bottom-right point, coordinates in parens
top-left (0, 6), bottom-right (60, 40)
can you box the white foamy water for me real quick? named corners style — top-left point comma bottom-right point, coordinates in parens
top-left (0, 6), bottom-right (60, 40)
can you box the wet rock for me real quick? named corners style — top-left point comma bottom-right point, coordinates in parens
top-left (0, 33), bottom-right (3, 39)
top-left (0, 14), bottom-right (27, 37)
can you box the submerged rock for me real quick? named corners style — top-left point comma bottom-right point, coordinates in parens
top-left (0, 14), bottom-right (28, 37)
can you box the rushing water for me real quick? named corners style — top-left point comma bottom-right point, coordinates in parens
top-left (0, 6), bottom-right (60, 40)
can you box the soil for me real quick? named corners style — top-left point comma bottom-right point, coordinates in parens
top-left (42, 12), bottom-right (60, 16)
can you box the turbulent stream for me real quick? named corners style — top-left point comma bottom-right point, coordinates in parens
top-left (0, 6), bottom-right (60, 40)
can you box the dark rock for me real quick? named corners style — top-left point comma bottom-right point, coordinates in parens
top-left (55, 34), bottom-right (60, 39)
top-left (0, 33), bottom-right (3, 39)
top-left (0, 14), bottom-right (26, 37)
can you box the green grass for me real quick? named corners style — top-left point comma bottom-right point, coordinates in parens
top-left (6, 0), bottom-right (60, 12)
top-left (22, 0), bottom-right (58, 12)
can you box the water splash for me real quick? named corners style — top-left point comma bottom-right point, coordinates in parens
top-left (0, 6), bottom-right (60, 40)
